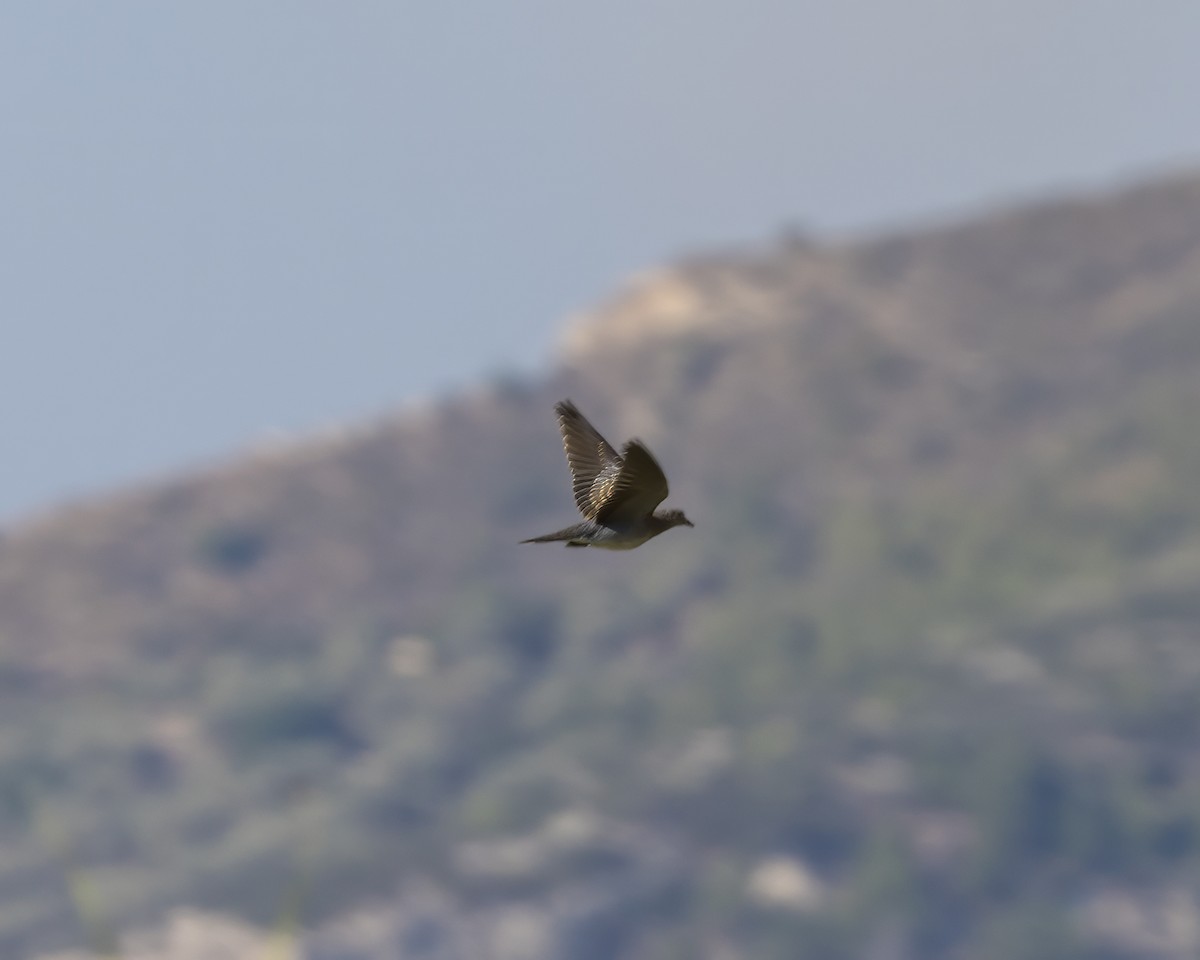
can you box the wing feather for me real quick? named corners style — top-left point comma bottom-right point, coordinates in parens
top-left (555, 400), bottom-right (623, 520)
top-left (595, 440), bottom-right (669, 524)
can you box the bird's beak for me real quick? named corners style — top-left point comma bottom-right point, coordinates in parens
top-left (684, 518), bottom-right (695, 527)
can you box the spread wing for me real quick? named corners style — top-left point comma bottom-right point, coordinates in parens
top-left (594, 440), bottom-right (669, 525)
top-left (556, 400), bottom-right (623, 520)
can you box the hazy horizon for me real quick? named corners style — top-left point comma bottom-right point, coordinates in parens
top-left (5, 1), bottom-right (1200, 521)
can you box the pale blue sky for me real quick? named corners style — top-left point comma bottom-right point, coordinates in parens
top-left (4, 1), bottom-right (1200, 520)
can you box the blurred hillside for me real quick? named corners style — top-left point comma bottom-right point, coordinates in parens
top-left (7, 171), bottom-right (1200, 959)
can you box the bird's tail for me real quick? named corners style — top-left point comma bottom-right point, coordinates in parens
top-left (520, 523), bottom-right (589, 545)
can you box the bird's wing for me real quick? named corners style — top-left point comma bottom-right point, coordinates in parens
top-left (595, 439), bottom-right (669, 525)
top-left (556, 400), bottom-right (624, 520)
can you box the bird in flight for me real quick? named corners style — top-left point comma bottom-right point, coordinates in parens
top-left (522, 399), bottom-right (694, 549)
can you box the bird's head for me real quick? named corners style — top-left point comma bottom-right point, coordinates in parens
top-left (657, 508), bottom-right (695, 530)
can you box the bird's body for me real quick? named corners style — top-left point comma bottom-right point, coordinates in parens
top-left (521, 516), bottom-right (675, 550)
top-left (522, 400), bottom-right (693, 549)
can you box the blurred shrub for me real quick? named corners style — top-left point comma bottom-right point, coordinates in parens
top-left (195, 524), bottom-right (269, 574)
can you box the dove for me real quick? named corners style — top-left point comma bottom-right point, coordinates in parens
top-left (521, 400), bottom-right (693, 549)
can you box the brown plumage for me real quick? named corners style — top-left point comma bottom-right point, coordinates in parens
top-left (521, 400), bottom-right (694, 550)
